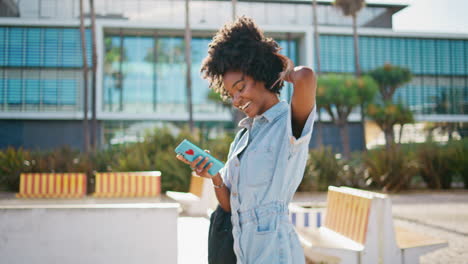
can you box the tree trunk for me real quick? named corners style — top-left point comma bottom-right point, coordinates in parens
top-left (352, 14), bottom-right (361, 77)
top-left (232, 0), bottom-right (237, 20)
top-left (338, 120), bottom-right (351, 159)
top-left (185, 0), bottom-right (194, 132)
top-left (79, 0), bottom-right (89, 154)
top-left (316, 108), bottom-right (323, 146)
top-left (384, 126), bottom-right (395, 150)
top-left (398, 124), bottom-right (405, 144)
top-left (360, 104), bottom-right (367, 151)
top-left (153, 31), bottom-right (159, 112)
top-left (312, 0), bottom-right (321, 74)
top-left (352, 13), bottom-right (366, 152)
top-left (312, 0), bottom-right (323, 147)
top-left (118, 29), bottom-right (124, 111)
top-left (89, 0), bottom-right (98, 152)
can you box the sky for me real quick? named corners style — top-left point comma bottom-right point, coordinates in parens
top-left (377, 0), bottom-right (468, 34)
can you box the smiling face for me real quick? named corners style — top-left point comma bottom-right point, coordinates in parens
top-left (223, 71), bottom-right (279, 118)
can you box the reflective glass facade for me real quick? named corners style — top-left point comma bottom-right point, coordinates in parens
top-left (0, 27), bottom-right (92, 111)
top-left (0, 27), bottom-right (92, 67)
top-left (319, 35), bottom-right (468, 115)
top-left (102, 34), bottom-right (297, 114)
top-left (0, 23), bottom-right (297, 115)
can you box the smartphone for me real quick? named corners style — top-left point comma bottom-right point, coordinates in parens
top-left (175, 139), bottom-right (225, 176)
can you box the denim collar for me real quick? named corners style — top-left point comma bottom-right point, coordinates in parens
top-left (238, 100), bottom-right (288, 129)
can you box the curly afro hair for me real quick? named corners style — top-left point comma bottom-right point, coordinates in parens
top-left (200, 16), bottom-right (289, 99)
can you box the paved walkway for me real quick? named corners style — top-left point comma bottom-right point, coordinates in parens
top-left (390, 191), bottom-right (468, 264)
top-left (2, 190), bottom-right (468, 264)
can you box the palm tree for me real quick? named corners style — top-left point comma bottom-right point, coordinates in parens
top-left (185, 0), bottom-right (194, 131)
top-left (232, 0), bottom-right (237, 20)
top-left (334, 0), bottom-right (366, 150)
top-left (79, 0), bottom-right (89, 153)
top-left (367, 63), bottom-right (413, 149)
top-left (312, 0), bottom-right (323, 146)
top-left (312, 0), bottom-right (321, 74)
top-left (334, 0), bottom-right (364, 77)
top-left (89, 0), bottom-right (98, 151)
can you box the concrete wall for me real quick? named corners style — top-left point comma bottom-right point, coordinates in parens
top-left (0, 203), bottom-right (179, 264)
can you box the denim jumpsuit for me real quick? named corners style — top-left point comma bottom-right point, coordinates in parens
top-left (220, 101), bottom-right (316, 264)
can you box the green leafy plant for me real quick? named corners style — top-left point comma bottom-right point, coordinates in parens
top-left (416, 142), bottom-right (450, 189)
top-left (301, 147), bottom-right (343, 191)
top-left (0, 147), bottom-right (31, 191)
top-left (367, 63), bottom-right (413, 149)
top-left (317, 74), bottom-right (378, 158)
top-left (364, 146), bottom-right (419, 192)
top-left (416, 140), bottom-right (468, 189)
top-left (366, 102), bottom-right (414, 148)
top-left (448, 139), bottom-right (468, 189)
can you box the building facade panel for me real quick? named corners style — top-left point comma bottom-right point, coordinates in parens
top-left (0, 68), bottom-right (86, 112)
top-left (0, 27), bottom-right (92, 68)
top-left (319, 34), bottom-right (468, 115)
top-left (101, 33), bottom-right (297, 115)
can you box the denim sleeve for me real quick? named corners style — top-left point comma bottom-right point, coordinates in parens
top-left (219, 166), bottom-right (231, 190)
top-left (286, 104), bottom-right (316, 149)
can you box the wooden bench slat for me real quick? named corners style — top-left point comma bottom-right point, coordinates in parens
top-left (395, 226), bottom-right (447, 249)
top-left (16, 173), bottom-right (87, 198)
top-left (93, 172), bottom-right (161, 198)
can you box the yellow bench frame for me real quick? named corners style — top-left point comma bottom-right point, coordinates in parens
top-left (93, 171), bottom-right (161, 198)
top-left (16, 173), bottom-right (87, 198)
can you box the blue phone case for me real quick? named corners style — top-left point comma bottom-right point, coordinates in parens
top-left (175, 139), bottom-right (225, 176)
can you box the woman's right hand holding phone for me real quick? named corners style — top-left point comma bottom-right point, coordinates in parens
top-left (176, 150), bottom-right (229, 211)
top-left (176, 150), bottom-right (216, 179)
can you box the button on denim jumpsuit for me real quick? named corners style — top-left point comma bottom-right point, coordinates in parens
top-left (220, 101), bottom-right (316, 264)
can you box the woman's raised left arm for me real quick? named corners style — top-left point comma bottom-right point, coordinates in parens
top-left (286, 66), bottom-right (317, 139)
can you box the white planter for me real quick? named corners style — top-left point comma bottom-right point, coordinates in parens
top-left (289, 202), bottom-right (326, 229)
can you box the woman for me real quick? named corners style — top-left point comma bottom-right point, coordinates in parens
top-left (177, 16), bottom-right (316, 264)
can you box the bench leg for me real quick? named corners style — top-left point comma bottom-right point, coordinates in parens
top-left (401, 243), bottom-right (448, 264)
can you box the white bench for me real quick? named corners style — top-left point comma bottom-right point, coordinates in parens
top-left (297, 186), bottom-right (448, 264)
top-left (166, 172), bottom-right (217, 216)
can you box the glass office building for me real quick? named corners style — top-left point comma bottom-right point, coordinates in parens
top-left (0, 0), bottom-right (467, 150)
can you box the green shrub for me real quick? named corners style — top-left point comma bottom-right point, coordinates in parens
top-left (416, 142), bottom-right (456, 189)
top-left (101, 126), bottom-right (233, 193)
top-left (364, 146), bottom-right (419, 192)
top-left (2, 128), bottom-right (465, 194)
top-left (340, 153), bottom-right (367, 188)
top-left (301, 147), bottom-right (343, 191)
top-left (0, 127), bottom-right (234, 194)
top-left (94, 126), bottom-right (234, 193)
top-left (445, 139), bottom-right (468, 189)
top-left (30, 146), bottom-right (92, 174)
top-left (0, 147), bottom-right (31, 191)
